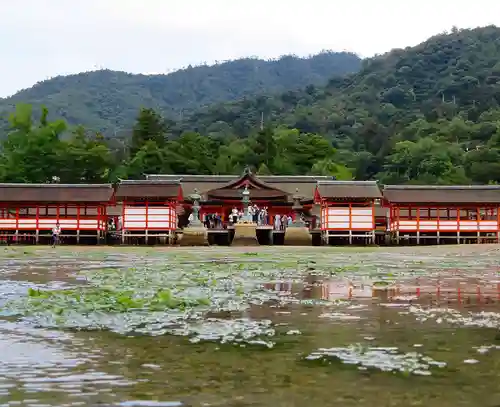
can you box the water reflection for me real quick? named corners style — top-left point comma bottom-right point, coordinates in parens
top-left (0, 321), bottom-right (134, 404)
top-left (0, 246), bottom-right (499, 406)
top-left (265, 274), bottom-right (500, 309)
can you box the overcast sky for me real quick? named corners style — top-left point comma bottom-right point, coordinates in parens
top-left (1, 0), bottom-right (498, 97)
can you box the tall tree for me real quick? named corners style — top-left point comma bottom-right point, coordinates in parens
top-left (130, 108), bottom-right (169, 157)
top-left (0, 104), bottom-right (67, 183)
top-left (61, 126), bottom-right (115, 182)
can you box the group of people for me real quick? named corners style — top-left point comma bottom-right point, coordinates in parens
top-left (249, 205), bottom-right (270, 225)
top-left (229, 205), bottom-right (270, 226)
top-left (273, 214), bottom-right (294, 230)
top-left (203, 213), bottom-right (223, 229)
top-left (199, 205), bottom-right (299, 230)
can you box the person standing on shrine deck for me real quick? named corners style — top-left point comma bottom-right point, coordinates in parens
top-left (52, 222), bottom-right (61, 247)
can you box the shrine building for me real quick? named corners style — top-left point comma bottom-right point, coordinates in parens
top-left (383, 185), bottom-right (500, 244)
top-left (143, 171), bottom-right (382, 245)
top-left (3, 175), bottom-right (500, 247)
top-left (0, 183), bottom-right (113, 244)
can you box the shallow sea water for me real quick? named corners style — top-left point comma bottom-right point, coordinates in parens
top-left (0, 245), bottom-right (499, 407)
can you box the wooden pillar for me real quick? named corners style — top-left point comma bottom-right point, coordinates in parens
top-left (100, 204), bottom-right (106, 245)
top-left (121, 201), bottom-right (126, 245)
top-left (35, 205), bottom-right (40, 244)
top-left (371, 200), bottom-right (375, 244)
top-left (457, 206), bottom-right (461, 244)
top-left (497, 205), bottom-right (500, 243)
top-left (396, 206), bottom-right (400, 245)
top-left (15, 207), bottom-right (19, 244)
top-left (96, 205), bottom-right (101, 244)
top-left (348, 202), bottom-right (352, 245)
top-left (436, 207), bottom-right (440, 245)
top-left (386, 205), bottom-right (392, 245)
top-left (427, 207), bottom-right (431, 241)
top-left (416, 205), bottom-right (420, 245)
top-left (476, 206), bottom-right (480, 243)
top-left (76, 205), bottom-right (81, 244)
top-left (145, 200), bottom-right (149, 245)
top-left (169, 200), bottom-right (175, 246)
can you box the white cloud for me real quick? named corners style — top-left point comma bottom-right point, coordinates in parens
top-left (1, 0), bottom-right (499, 97)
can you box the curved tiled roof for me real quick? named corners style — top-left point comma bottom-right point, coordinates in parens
top-left (0, 184), bottom-right (114, 202)
top-left (383, 185), bottom-right (500, 204)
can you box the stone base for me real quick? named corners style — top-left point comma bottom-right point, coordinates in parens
top-left (372, 286), bottom-right (397, 301)
top-left (179, 226), bottom-right (208, 246)
top-left (284, 226), bottom-right (312, 246)
top-left (232, 222), bottom-right (259, 246)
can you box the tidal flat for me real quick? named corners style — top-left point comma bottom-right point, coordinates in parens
top-left (0, 245), bottom-right (499, 407)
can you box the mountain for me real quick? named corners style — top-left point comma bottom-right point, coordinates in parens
top-left (4, 26), bottom-right (500, 186)
top-left (180, 26), bottom-right (500, 184)
top-left (0, 52), bottom-right (361, 132)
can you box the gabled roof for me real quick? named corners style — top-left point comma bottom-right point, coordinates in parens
top-left (115, 180), bottom-right (182, 200)
top-left (205, 171), bottom-right (290, 200)
top-left (256, 175), bottom-right (331, 199)
top-left (145, 173), bottom-right (333, 200)
top-left (383, 185), bottom-right (500, 204)
top-left (0, 184), bottom-right (114, 203)
top-left (145, 174), bottom-right (231, 198)
top-left (315, 181), bottom-right (382, 200)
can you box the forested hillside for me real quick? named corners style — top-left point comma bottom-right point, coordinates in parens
top-left (179, 26), bottom-right (500, 184)
top-left (0, 104), bottom-right (352, 183)
top-left (2, 26), bottom-right (500, 185)
top-left (0, 52), bottom-right (361, 131)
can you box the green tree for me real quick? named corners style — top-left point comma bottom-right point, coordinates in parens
top-left (379, 138), bottom-right (469, 184)
top-left (309, 159), bottom-right (353, 180)
top-left (130, 108), bottom-right (169, 156)
top-left (0, 104), bottom-right (67, 183)
top-left (165, 132), bottom-right (218, 174)
top-left (126, 141), bottom-right (171, 179)
top-left (60, 126), bottom-right (115, 182)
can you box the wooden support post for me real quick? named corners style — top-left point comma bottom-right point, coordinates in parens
top-left (35, 205), bottom-right (40, 244)
top-left (395, 206), bottom-right (400, 245)
top-left (436, 207), bottom-right (440, 245)
top-left (96, 205), bottom-right (100, 245)
top-left (496, 206), bottom-right (500, 243)
top-left (371, 200), bottom-right (375, 245)
top-left (145, 200), bottom-right (149, 245)
top-left (348, 203), bottom-right (352, 245)
top-left (476, 207), bottom-right (480, 244)
top-left (121, 201), bottom-right (126, 245)
top-left (416, 205), bottom-right (420, 245)
top-left (76, 205), bottom-right (81, 244)
top-left (102, 205), bottom-right (107, 245)
top-left (14, 207), bottom-right (19, 245)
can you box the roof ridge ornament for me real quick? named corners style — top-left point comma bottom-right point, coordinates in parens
top-left (243, 166), bottom-right (252, 176)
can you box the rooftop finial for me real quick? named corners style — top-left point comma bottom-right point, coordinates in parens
top-left (243, 165), bottom-right (252, 176)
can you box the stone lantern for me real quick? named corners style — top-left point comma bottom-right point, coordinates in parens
top-left (180, 188), bottom-right (207, 246)
top-left (240, 185), bottom-right (253, 223)
top-left (290, 188), bottom-right (306, 227)
top-left (188, 188), bottom-right (202, 227)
